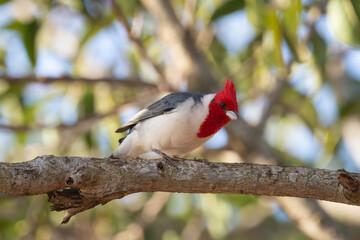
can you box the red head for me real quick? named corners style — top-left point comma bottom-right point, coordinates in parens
top-left (197, 78), bottom-right (239, 138)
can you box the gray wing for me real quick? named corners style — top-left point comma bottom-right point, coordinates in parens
top-left (115, 92), bottom-right (205, 133)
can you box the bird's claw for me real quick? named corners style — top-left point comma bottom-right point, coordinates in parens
top-left (192, 157), bottom-right (209, 164)
top-left (153, 149), bottom-right (178, 166)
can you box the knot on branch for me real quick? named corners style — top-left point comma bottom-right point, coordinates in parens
top-left (65, 177), bottom-right (74, 185)
top-left (337, 170), bottom-right (360, 204)
top-left (338, 173), bottom-right (358, 192)
top-left (47, 188), bottom-right (83, 211)
top-left (47, 188), bottom-right (116, 224)
top-left (64, 172), bottom-right (84, 186)
top-left (157, 161), bottom-right (165, 170)
top-left (65, 165), bottom-right (99, 187)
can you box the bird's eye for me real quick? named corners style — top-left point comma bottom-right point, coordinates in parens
top-left (220, 102), bottom-right (226, 109)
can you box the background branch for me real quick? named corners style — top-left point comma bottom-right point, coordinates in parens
top-left (0, 90), bottom-right (159, 133)
top-left (111, 0), bottom-right (171, 91)
top-left (0, 75), bottom-right (157, 87)
top-left (141, 0), bottom-right (218, 92)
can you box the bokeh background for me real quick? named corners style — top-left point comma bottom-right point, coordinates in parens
top-left (1, 0), bottom-right (360, 239)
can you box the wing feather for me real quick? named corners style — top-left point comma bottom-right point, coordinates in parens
top-left (115, 92), bottom-right (204, 133)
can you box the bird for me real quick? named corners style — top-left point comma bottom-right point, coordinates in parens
top-left (111, 78), bottom-right (239, 159)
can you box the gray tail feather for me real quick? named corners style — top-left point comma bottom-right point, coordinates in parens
top-left (119, 137), bottom-right (126, 144)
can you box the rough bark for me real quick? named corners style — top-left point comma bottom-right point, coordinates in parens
top-left (1, 155), bottom-right (359, 224)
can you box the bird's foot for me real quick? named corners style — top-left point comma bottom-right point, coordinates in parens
top-left (153, 149), bottom-right (178, 166)
top-left (192, 157), bottom-right (209, 164)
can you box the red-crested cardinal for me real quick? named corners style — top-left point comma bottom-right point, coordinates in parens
top-left (111, 78), bottom-right (239, 159)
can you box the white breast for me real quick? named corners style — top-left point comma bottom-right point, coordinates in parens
top-left (113, 94), bottom-right (215, 158)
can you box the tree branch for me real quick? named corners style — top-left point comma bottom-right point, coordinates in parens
top-left (111, 0), bottom-right (172, 91)
top-left (256, 73), bottom-right (289, 133)
top-left (1, 155), bottom-right (359, 224)
top-left (0, 75), bottom-right (157, 88)
top-left (0, 90), bottom-right (159, 133)
top-left (0, 112), bottom-right (114, 132)
top-left (275, 197), bottom-right (358, 240)
top-left (141, 0), bottom-right (219, 92)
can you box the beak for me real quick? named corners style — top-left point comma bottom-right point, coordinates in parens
top-left (226, 110), bottom-right (239, 120)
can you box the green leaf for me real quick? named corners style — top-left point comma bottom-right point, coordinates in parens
top-left (211, 0), bottom-right (245, 21)
top-left (114, 0), bottom-right (141, 18)
top-left (263, 10), bottom-right (284, 67)
top-left (280, 0), bottom-right (302, 62)
top-left (84, 132), bottom-right (93, 149)
top-left (351, 0), bottom-right (360, 24)
top-left (246, 0), bottom-right (267, 31)
top-left (0, 48), bottom-right (6, 69)
top-left (280, 86), bottom-right (319, 130)
top-left (80, 21), bottom-right (105, 48)
top-left (80, 0), bottom-right (116, 47)
top-left (6, 20), bottom-right (39, 66)
top-left (282, 0), bottom-right (301, 39)
top-left (328, 0), bottom-right (360, 46)
top-left (310, 31), bottom-right (326, 79)
top-left (218, 194), bottom-right (258, 208)
top-left (0, 0), bottom-right (9, 5)
top-left (340, 98), bottom-right (360, 117)
top-left (81, 90), bottom-right (95, 116)
top-left (209, 39), bottom-right (228, 66)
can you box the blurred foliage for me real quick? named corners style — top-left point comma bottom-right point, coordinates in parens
top-left (1, 0), bottom-right (360, 239)
top-left (210, 0), bottom-right (245, 21)
top-left (328, 0), bottom-right (360, 45)
top-left (6, 19), bottom-right (39, 66)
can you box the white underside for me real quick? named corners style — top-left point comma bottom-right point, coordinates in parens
top-left (113, 94), bottom-right (215, 159)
